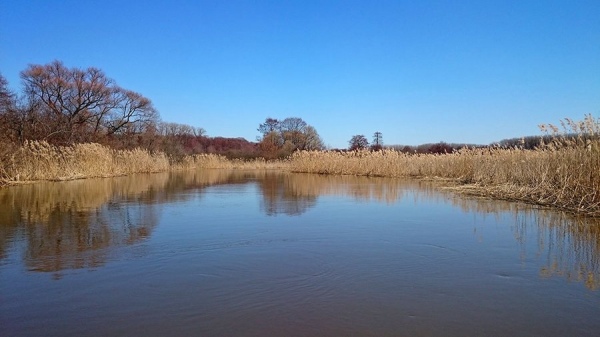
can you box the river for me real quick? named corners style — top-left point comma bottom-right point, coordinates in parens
top-left (1, 170), bottom-right (599, 336)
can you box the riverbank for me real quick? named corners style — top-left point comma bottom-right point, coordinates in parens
top-left (2, 126), bottom-right (599, 216)
top-left (288, 138), bottom-right (600, 216)
top-left (0, 140), bottom-right (286, 186)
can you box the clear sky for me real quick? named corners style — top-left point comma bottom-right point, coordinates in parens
top-left (1, 0), bottom-right (599, 148)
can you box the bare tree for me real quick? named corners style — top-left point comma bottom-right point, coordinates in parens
top-left (303, 125), bottom-right (325, 150)
top-left (279, 117), bottom-right (307, 133)
top-left (257, 116), bottom-right (324, 156)
top-left (0, 73), bottom-right (47, 142)
top-left (105, 88), bottom-right (157, 136)
top-left (258, 118), bottom-right (280, 136)
top-left (0, 73), bottom-right (18, 141)
top-left (157, 122), bottom-right (204, 137)
top-left (19, 60), bottom-right (159, 143)
top-left (0, 73), bottom-right (14, 114)
top-left (21, 61), bottom-right (115, 142)
top-left (349, 135), bottom-right (369, 150)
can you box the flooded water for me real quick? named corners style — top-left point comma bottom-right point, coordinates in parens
top-left (1, 170), bottom-right (599, 336)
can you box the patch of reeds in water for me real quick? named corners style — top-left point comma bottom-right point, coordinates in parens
top-left (0, 140), bottom-right (170, 183)
top-left (170, 153), bottom-right (289, 170)
top-left (0, 141), bottom-right (290, 185)
top-left (290, 115), bottom-right (600, 216)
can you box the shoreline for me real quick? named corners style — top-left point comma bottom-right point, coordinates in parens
top-left (1, 137), bottom-right (598, 217)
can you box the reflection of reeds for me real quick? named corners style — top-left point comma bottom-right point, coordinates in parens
top-left (0, 173), bottom-right (176, 276)
top-left (0, 174), bottom-right (169, 224)
top-left (524, 212), bottom-right (600, 290)
top-left (270, 171), bottom-right (600, 290)
top-left (443, 193), bottom-right (600, 291)
top-left (281, 172), bottom-right (411, 204)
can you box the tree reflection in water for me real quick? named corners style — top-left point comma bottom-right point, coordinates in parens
top-left (0, 170), bottom-right (599, 289)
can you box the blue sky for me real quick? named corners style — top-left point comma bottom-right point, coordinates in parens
top-left (1, 0), bottom-right (599, 148)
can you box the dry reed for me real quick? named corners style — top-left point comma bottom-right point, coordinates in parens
top-left (170, 153), bottom-right (289, 170)
top-left (0, 142), bottom-right (289, 185)
top-left (0, 140), bottom-right (170, 183)
top-left (290, 115), bottom-right (600, 216)
top-left (1, 115), bottom-right (598, 216)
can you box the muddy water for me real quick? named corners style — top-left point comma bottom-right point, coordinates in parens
top-left (1, 170), bottom-right (599, 336)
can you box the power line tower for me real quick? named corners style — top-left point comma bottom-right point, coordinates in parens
top-left (372, 131), bottom-right (383, 151)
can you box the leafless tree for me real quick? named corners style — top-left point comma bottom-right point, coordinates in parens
top-left (0, 73), bottom-right (14, 114)
top-left (21, 61), bottom-right (115, 141)
top-left (19, 60), bottom-right (159, 143)
top-left (257, 117), bottom-right (323, 154)
top-left (105, 88), bottom-right (157, 136)
top-left (303, 125), bottom-right (325, 150)
top-left (349, 135), bottom-right (369, 150)
top-left (257, 117), bottom-right (280, 136)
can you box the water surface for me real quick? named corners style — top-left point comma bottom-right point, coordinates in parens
top-left (1, 170), bottom-right (599, 336)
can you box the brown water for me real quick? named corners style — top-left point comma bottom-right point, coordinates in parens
top-left (1, 170), bottom-right (599, 336)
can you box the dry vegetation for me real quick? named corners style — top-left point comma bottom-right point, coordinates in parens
top-left (0, 141), bottom-right (287, 185)
top-left (170, 153), bottom-right (289, 170)
top-left (1, 115), bottom-right (598, 216)
top-left (0, 140), bottom-right (170, 182)
top-left (289, 115), bottom-right (600, 216)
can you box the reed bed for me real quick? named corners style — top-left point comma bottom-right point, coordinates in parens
top-left (1, 115), bottom-right (598, 216)
top-left (0, 140), bottom-right (170, 183)
top-left (170, 153), bottom-right (289, 170)
top-left (290, 145), bottom-right (600, 215)
top-left (290, 116), bottom-right (600, 216)
top-left (0, 141), bottom-right (289, 185)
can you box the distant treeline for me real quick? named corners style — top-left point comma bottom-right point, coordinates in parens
top-left (385, 134), bottom-right (599, 154)
top-left (386, 142), bottom-right (480, 154)
top-left (2, 60), bottom-right (595, 162)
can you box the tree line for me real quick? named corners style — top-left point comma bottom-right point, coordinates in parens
top-left (0, 61), bottom-right (329, 160)
top-left (4, 60), bottom-right (540, 160)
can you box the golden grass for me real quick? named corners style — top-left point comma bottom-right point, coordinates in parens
top-left (170, 153), bottom-right (289, 170)
top-left (0, 140), bottom-right (170, 183)
top-left (1, 115), bottom-right (598, 215)
top-left (0, 141), bottom-right (289, 185)
top-left (289, 115), bottom-right (600, 216)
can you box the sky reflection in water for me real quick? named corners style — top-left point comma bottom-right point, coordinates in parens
top-left (0, 170), bottom-right (599, 336)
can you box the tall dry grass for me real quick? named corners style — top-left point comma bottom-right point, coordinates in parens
top-left (170, 153), bottom-right (289, 170)
top-left (290, 115), bottom-right (600, 216)
top-left (0, 140), bottom-right (170, 183)
top-left (1, 115), bottom-right (598, 215)
top-left (0, 141), bottom-right (290, 185)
